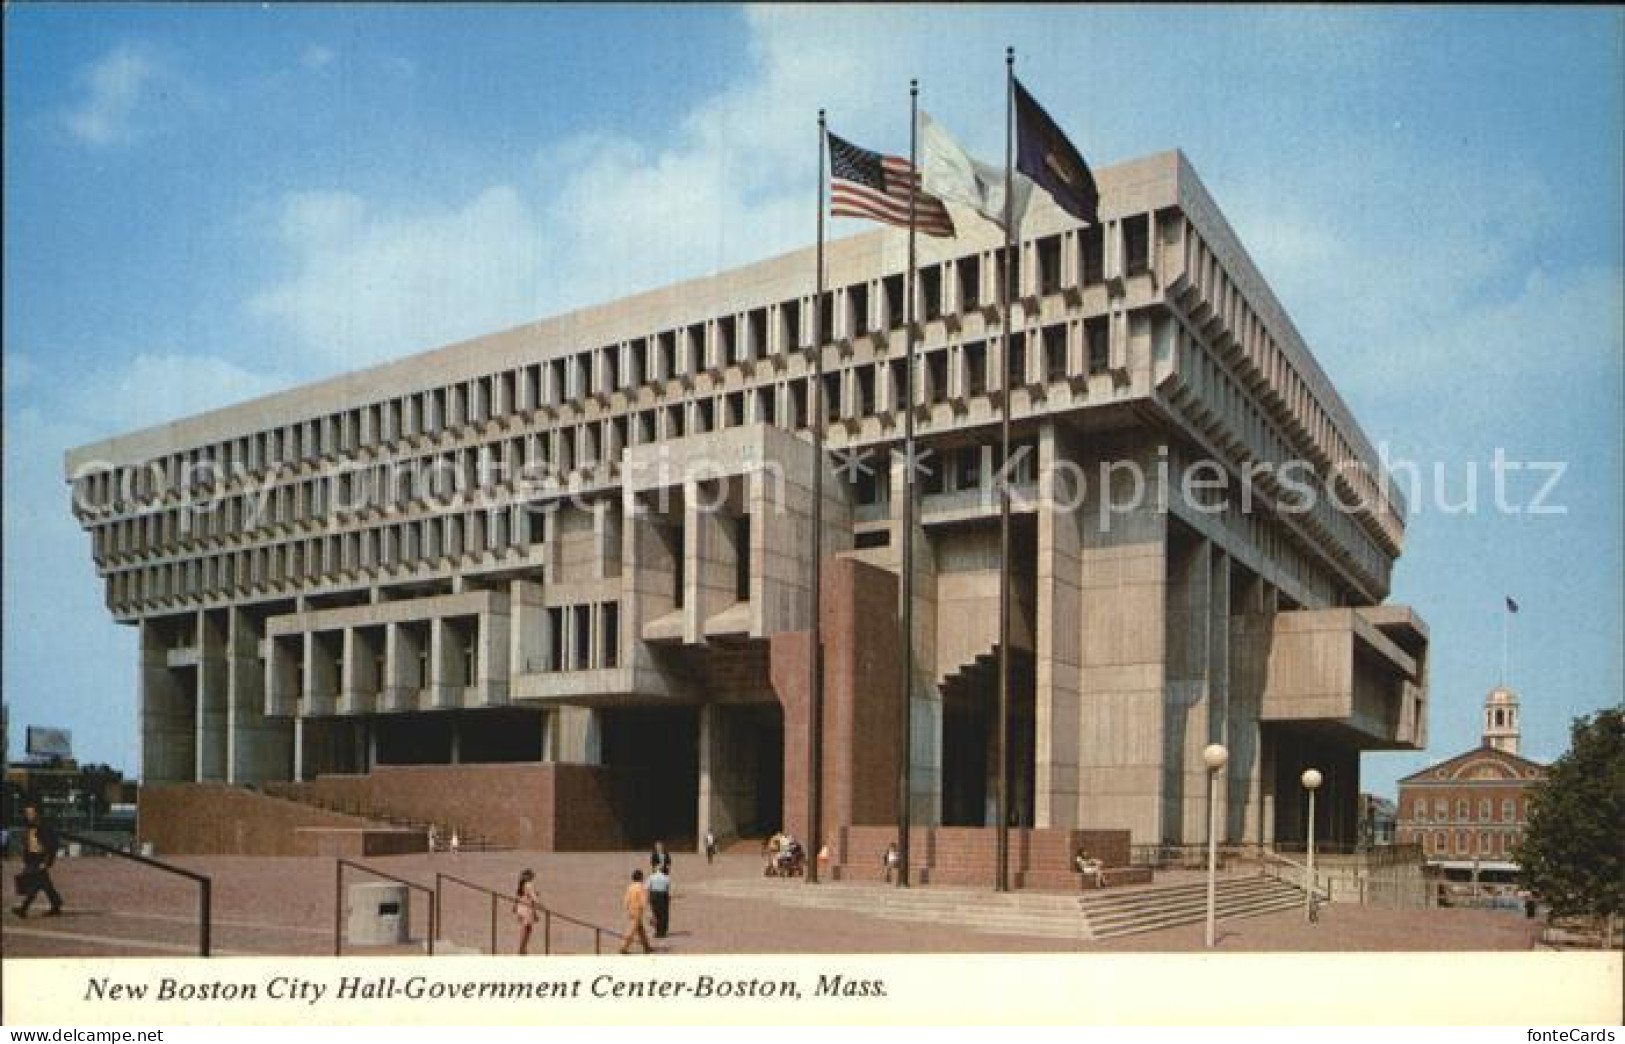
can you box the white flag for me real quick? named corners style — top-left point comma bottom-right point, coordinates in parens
top-left (917, 109), bottom-right (1032, 230)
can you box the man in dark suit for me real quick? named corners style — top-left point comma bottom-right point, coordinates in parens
top-left (12, 804), bottom-right (64, 918)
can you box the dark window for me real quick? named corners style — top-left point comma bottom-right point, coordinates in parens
top-left (671, 522), bottom-right (686, 608)
top-left (855, 530), bottom-right (890, 549)
top-left (734, 516), bottom-right (751, 601)
top-left (823, 372), bottom-right (842, 423)
top-left (857, 366), bottom-right (877, 416)
top-left (884, 274), bottom-right (906, 329)
top-left (849, 284), bottom-right (870, 337)
top-left (547, 608), bottom-right (565, 671)
top-left (958, 256), bottom-right (981, 312)
top-left (965, 341), bottom-right (988, 396)
top-left (1007, 333), bottom-right (1027, 387)
top-left (957, 445), bottom-right (982, 491)
top-left (927, 351), bottom-right (949, 404)
top-left (1081, 226), bottom-right (1105, 285)
top-left (1037, 235), bottom-right (1062, 294)
top-left (1043, 325), bottom-right (1068, 381)
top-left (781, 299), bottom-right (802, 351)
top-left (1086, 317), bottom-right (1109, 373)
top-left (602, 603), bottom-right (620, 668)
top-left (1124, 214), bottom-right (1150, 276)
top-left (922, 265), bottom-right (943, 320)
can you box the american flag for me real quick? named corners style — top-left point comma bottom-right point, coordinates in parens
top-left (828, 131), bottom-right (956, 238)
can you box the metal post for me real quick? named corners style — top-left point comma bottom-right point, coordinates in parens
top-left (490, 893), bottom-right (498, 955)
top-left (333, 860), bottom-right (343, 957)
top-left (995, 45), bottom-right (1017, 894)
top-left (807, 108), bottom-right (828, 885)
top-left (1305, 783), bottom-right (1318, 921)
top-left (1203, 744), bottom-right (1228, 948)
top-left (199, 877), bottom-right (212, 958)
top-left (544, 910), bottom-right (552, 955)
top-left (896, 87), bottom-right (919, 889)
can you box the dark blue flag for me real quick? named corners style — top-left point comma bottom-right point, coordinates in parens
top-left (1506, 596), bottom-right (1520, 613)
top-left (1013, 77), bottom-right (1099, 226)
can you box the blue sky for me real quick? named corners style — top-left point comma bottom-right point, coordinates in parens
top-left (4, 6), bottom-right (1621, 801)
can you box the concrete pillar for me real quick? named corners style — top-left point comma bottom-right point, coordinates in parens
top-left (697, 703), bottom-right (755, 848)
top-left (509, 578), bottom-right (546, 678)
top-left (1164, 529), bottom-right (1211, 844)
top-left (140, 618), bottom-right (195, 784)
top-left (887, 450), bottom-right (942, 825)
top-left (293, 716), bottom-right (305, 782)
top-left (340, 628), bottom-right (379, 715)
top-left (1072, 438), bottom-right (1167, 844)
top-left (478, 608), bottom-right (510, 706)
top-left (1034, 422), bottom-right (1083, 828)
top-left (1232, 573), bottom-right (1275, 844)
top-left (428, 617), bottom-right (457, 709)
top-left (196, 610), bottom-right (228, 782)
top-left (303, 632), bottom-right (337, 717)
top-left (226, 607), bottom-right (290, 784)
top-left (554, 705), bottom-right (601, 764)
top-left (684, 479), bottom-right (733, 642)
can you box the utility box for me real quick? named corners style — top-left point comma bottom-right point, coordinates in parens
top-left (346, 882), bottom-right (410, 946)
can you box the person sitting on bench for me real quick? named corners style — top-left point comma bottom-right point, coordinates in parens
top-left (1073, 848), bottom-right (1105, 888)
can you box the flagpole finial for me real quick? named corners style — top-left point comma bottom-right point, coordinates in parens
top-left (910, 78), bottom-right (918, 95)
top-left (1006, 46), bottom-right (1014, 65)
top-left (818, 108), bottom-right (826, 125)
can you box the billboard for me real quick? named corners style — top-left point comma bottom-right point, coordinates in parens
top-left (25, 726), bottom-right (73, 759)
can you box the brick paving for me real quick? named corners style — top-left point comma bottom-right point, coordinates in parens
top-left (0, 850), bottom-right (1540, 958)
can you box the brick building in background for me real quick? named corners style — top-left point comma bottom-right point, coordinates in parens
top-left (1395, 685), bottom-right (1545, 888)
top-left (64, 150), bottom-right (1429, 864)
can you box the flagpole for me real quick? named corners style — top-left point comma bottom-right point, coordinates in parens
top-left (897, 79), bottom-right (921, 889)
top-left (806, 109), bottom-right (828, 885)
top-left (1501, 601), bottom-right (1510, 688)
top-left (995, 45), bottom-right (1015, 895)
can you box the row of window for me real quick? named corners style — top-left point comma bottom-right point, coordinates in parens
top-left (75, 217), bottom-right (1161, 516)
top-left (1420, 829), bottom-right (1521, 858)
top-left (90, 321), bottom-right (1116, 569)
top-left (1409, 796), bottom-right (1525, 824)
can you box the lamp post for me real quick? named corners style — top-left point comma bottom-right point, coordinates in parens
top-left (1301, 768), bottom-right (1323, 922)
top-left (1203, 743), bottom-right (1229, 948)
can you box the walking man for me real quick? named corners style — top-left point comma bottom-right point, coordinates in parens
top-left (619, 869), bottom-right (653, 954)
top-left (648, 863), bottom-right (672, 938)
top-left (12, 804), bottom-right (64, 918)
top-left (704, 830), bottom-right (717, 866)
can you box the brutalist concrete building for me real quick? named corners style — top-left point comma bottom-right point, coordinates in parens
top-left (65, 150), bottom-right (1428, 859)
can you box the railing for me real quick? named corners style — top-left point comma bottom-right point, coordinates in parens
top-left (335, 859), bottom-right (437, 956)
top-left (433, 872), bottom-right (616, 955)
top-left (60, 831), bottom-right (212, 957)
top-left (1258, 851), bottom-right (1330, 903)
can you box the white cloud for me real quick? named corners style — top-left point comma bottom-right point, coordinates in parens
top-left (76, 353), bottom-right (293, 436)
top-left (64, 43), bottom-right (160, 147)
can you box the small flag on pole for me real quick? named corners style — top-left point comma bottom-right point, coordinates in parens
top-left (917, 109), bottom-right (1031, 231)
top-left (1013, 77), bottom-right (1099, 225)
top-left (1506, 596), bottom-right (1520, 613)
top-left (828, 130), bottom-right (956, 238)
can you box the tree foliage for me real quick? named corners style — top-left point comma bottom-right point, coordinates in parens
top-left (1516, 707), bottom-right (1625, 917)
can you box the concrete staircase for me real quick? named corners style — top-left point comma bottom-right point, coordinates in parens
top-left (258, 783), bottom-right (510, 853)
top-left (694, 873), bottom-right (1309, 942)
top-left (1081, 875), bottom-right (1306, 939)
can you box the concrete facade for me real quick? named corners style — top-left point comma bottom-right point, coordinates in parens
top-left (67, 149), bottom-right (1427, 850)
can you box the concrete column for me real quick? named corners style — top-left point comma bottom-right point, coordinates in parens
top-left (340, 627), bottom-right (379, 715)
top-left (303, 632), bottom-right (337, 718)
top-left (888, 451), bottom-right (942, 825)
top-left (226, 608), bottom-right (290, 784)
top-left (1232, 573), bottom-right (1275, 844)
top-left (553, 706), bottom-right (601, 764)
top-left (382, 622), bottom-right (413, 711)
top-left (510, 578), bottom-right (546, 678)
top-left (428, 617), bottom-right (457, 709)
top-left (293, 716), bottom-right (305, 782)
top-left (1072, 438), bottom-right (1168, 844)
top-left (684, 479), bottom-right (733, 642)
top-left (1034, 423), bottom-right (1083, 828)
top-left (140, 618), bottom-right (195, 784)
top-left (196, 610), bottom-right (228, 782)
top-left (696, 703), bottom-right (754, 848)
top-left (1164, 529), bottom-right (1211, 844)
top-left (478, 608), bottom-right (510, 705)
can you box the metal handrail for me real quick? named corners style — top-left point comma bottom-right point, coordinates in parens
top-left (335, 858), bottom-right (436, 956)
top-left (60, 831), bottom-right (213, 957)
top-left (433, 872), bottom-right (615, 955)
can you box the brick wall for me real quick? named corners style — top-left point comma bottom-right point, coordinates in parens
top-left (772, 557), bottom-right (902, 845)
top-left (833, 824), bottom-right (1133, 890)
top-left (138, 783), bottom-right (418, 856)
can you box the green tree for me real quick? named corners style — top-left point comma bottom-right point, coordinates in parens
top-left (1515, 707), bottom-right (1625, 918)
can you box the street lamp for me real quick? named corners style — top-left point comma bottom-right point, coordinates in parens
top-left (1203, 743), bottom-right (1229, 948)
top-left (1301, 768), bottom-right (1323, 922)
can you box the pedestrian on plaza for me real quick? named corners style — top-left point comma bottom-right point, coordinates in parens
top-left (619, 869), bottom-right (653, 954)
top-left (883, 841), bottom-right (901, 884)
top-left (449, 830), bottom-right (460, 856)
top-left (704, 830), bottom-right (717, 865)
top-left (11, 804), bottom-right (64, 919)
top-left (513, 868), bottom-right (540, 955)
top-left (647, 863), bottom-right (673, 938)
top-left (649, 839), bottom-right (671, 874)
top-left (426, 824), bottom-right (439, 855)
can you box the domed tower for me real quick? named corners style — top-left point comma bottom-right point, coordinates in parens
top-left (1482, 685), bottom-right (1521, 755)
